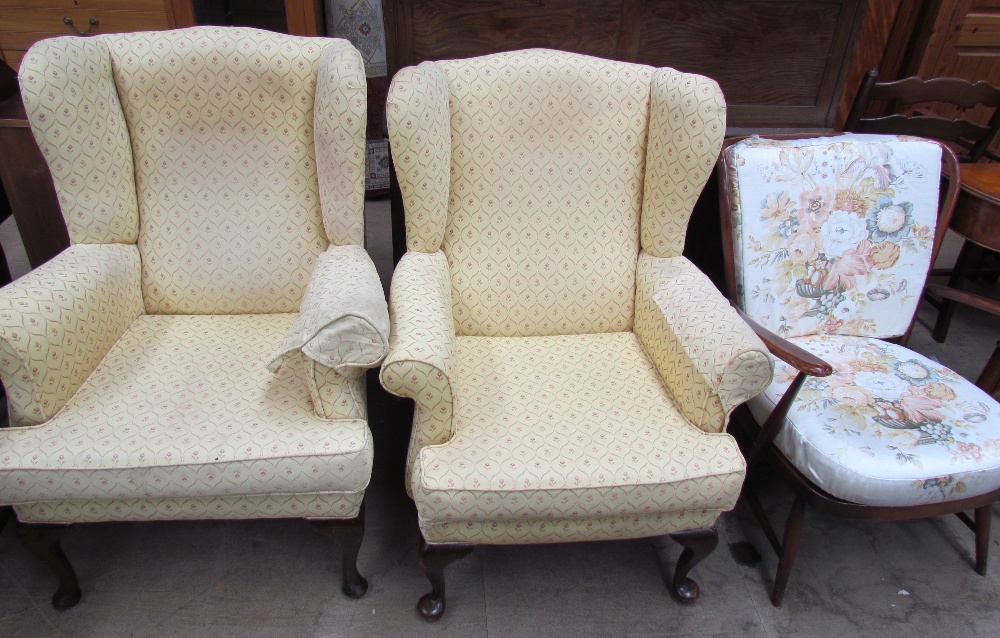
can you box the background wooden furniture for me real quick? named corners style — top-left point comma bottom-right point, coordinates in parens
top-left (384, 0), bottom-right (866, 130)
top-left (844, 71), bottom-right (1000, 344)
top-left (382, 0), bottom-right (869, 279)
top-left (933, 163), bottom-right (1000, 342)
top-left (0, 0), bottom-right (196, 71)
top-left (0, 0), bottom-right (324, 71)
top-left (845, 70), bottom-right (1000, 162)
top-left (840, 0), bottom-right (1000, 153)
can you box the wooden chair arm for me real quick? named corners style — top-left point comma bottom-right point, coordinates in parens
top-left (732, 305), bottom-right (834, 377)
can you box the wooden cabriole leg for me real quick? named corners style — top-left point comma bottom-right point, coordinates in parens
top-left (417, 537), bottom-right (474, 621)
top-left (311, 503), bottom-right (369, 599)
top-left (16, 521), bottom-right (81, 610)
top-left (771, 493), bottom-right (806, 607)
top-left (667, 527), bottom-right (719, 603)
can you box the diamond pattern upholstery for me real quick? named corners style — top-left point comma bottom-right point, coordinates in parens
top-left (384, 49), bottom-right (771, 546)
top-left (0, 244), bottom-right (143, 427)
top-left (18, 37), bottom-right (138, 245)
top-left (7, 27), bottom-right (384, 526)
top-left (0, 315), bottom-right (372, 510)
top-left (414, 333), bottom-right (746, 543)
top-left (438, 50), bottom-right (650, 337)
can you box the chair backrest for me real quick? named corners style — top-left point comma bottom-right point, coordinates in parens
top-left (844, 69), bottom-right (1000, 162)
top-left (19, 27), bottom-right (367, 315)
top-left (719, 133), bottom-right (959, 340)
top-left (387, 49), bottom-right (726, 337)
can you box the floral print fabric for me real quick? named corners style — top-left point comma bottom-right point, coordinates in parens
top-left (730, 135), bottom-right (942, 338)
top-left (748, 334), bottom-right (1000, 506)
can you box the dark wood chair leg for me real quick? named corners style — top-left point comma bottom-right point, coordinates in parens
top-left (311, 504), bottom-right (369, 599)
top-left (975, 503), bottom-right (992, 576)
top-left (932, 241), bottom-right (982, 343)
top-left (16, 522), bottom-right (81, 610)
top-left (771, 493), bottom-right (806, 607)
top-left (667, 527), bottom-right (719, 603)
top-left (417, 537), bottom-right (474, 621)
top-left (0, 506), bottom-right (12, 534)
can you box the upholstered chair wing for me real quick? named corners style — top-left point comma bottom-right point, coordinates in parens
top-left (382, 49), bottom-right (773, 620)
top-left (0, 27), bottom-right (387, 609)
top-left (718, 133), bottom-right (1000, 607)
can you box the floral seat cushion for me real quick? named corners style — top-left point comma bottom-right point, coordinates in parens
top-left (747, 334), bottom-right (1000, 506)
top-left (729, 134), bottom-right (942, 339)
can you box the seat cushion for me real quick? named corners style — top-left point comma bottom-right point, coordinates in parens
top-left (0, 314), bottom-right (372, 507)
top-left (748, 335), bottom-right (1000, 506)
top-left (413, 332), bottom-right (745, 537)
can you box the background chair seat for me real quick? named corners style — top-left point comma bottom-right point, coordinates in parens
top-left (748, 334), bottom-right (1000, 507)
top-left (0, 313), bottom-right (372, 512)
top-left (414, 332), bottom-right (745, 541)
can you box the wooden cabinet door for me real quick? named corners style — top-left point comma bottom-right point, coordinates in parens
top-left (915, 0), bottom-right (1000, 153)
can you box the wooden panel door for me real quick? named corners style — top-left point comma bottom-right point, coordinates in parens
top-left (915, 0), bottom-right (1000, 153)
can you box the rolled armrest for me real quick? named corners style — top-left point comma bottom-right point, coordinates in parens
top-left (0, 244), bottom-right (143, 426)
top-left (268, 244), bottom-right (389, 375)
top-left (378, 251), bottom-right (456, 486)
top-left (634, 252), bottom-right (773, 433)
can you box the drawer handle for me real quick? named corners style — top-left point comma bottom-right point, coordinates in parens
top-left (62, 17), bottom-right (99, 36)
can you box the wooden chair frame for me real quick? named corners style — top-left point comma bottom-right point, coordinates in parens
top-left (844, 68), bottom-right (1000, 163)
top-left (717, 133), bottom-right (1000, 606)
top-left (844, 68), bottom-right (1000, 343)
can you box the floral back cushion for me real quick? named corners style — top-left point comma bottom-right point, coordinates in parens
top-left (729, 134), bottom-right (942, 339)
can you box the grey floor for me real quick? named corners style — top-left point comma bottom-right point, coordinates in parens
top-left (0, 203), bottom-right (999, 637)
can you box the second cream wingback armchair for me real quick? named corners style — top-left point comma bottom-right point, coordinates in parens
top-left (381, 49), bottom-right (774, 620)
top-left (1, 27), bottom-right (388, 608)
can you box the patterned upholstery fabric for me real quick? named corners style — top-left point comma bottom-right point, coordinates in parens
top-left (385, 62), bottom-right (451, 254)
top-left (413, 333), bottom-right (746, 544)
top-left (748, 335), bottom-right (1000, 507)
top-left (103, 28), bottom-right (358, 314)
top-left (18, 37), bottom-right (139, 245)
top-left (641, 69), bottom-right (727, 258)
top-left (7, 28), bottom-right (378, 524)
top-left (309, 359), bottom-right (367, 421)
top-left (423, 510), bottom-right (724, 545)
top-left (315, 40), bottom-right (368, 247)
top-left (0, 245), bottom-right (143, 427)
top-left (0, 314), bottom-right (372, 508)
top-left (635, 253), bottom-right (771, 433)
top-left (16, 492), bottom-right (364, 524)
top-left (439, 49), bottom-right (650, 336)
top-left (379, 251), bottom-right (456, 493)
top-left (384, 50), bottom-right (771, 545)
top-left (268, 245), bottom-right (388, 374)
top-left (728, 135), bottom-right (942, 339)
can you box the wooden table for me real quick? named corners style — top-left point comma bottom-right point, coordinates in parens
top-left (951, 163), bottom-right (1000, 253)
top-left (933, 162), bottom-right (1000, 342)
top-left (0, 92), bottom-right (70, 269)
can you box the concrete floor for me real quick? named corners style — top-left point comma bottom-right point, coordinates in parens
top-left (0, 202), bottom-right (998, 637)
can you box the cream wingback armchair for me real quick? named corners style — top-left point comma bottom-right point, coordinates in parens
top-left (2, 27), bottom-right (388, 609)
top-left (381, 49), bottom-right (774, 620)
